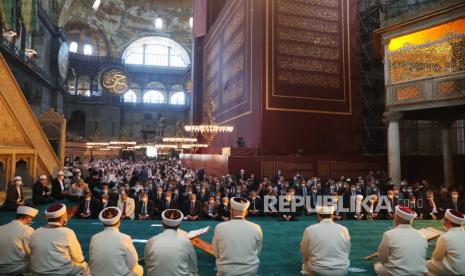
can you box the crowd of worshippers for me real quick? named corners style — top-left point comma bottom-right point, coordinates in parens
top-left (2, 158), bottom-right (465, 221)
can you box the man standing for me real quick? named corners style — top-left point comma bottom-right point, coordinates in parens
top-left (3, 176), bottom-right (25, 211)
top-left (427, 209), bottom-right (465, 276)
top-left (374, 205), bottom-right (428, 276)
top-left (0, 206), bottom-right (38, 275)
top-left (30, 203), bottom-right (89, 275)
top-left (89, 207), bottom-right (143, 276)
top-left (212, 197), bottom-right (263, 276)
top-left (144, 209), bottom-right (198, 276)
top-left (300, 205), bottom-right (351, 275)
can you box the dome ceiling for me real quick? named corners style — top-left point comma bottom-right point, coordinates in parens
top-left (58, 0), bottom-right (193, 57)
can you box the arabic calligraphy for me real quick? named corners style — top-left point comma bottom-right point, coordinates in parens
top-left (101, 69), bottom-right (130, 94)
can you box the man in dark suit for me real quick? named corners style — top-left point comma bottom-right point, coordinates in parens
top-left (443, 190), bottom-right (461, 212)
top-left (160, 191), bottom-right (177, 213)
top-left (153, 186), bottom-right (164, 217)
top-left (182, 193), bottom-right (202, 221)
top-left (202, 196), bottom-right (218, 219)
top-left (217, 197), bottom-right (230, 221)
top-left (95, 194), bottom-right (114, 215)
top-left (32, 175), bottom-right (53, 205)
top-left (248, 191), bottom-right (263, 216)
top-left (421, 191), bottom-right (440, 220)
top-left (2, 176), bottom-right (25, 211)
top-left (197, 186), bottom-right (209, 203)
top-left (77, 192), bottom-right (99, 219)
top-left (51, 171), bottom-right (66, 200)
top-left (135, 193), bottom-right (154, 220)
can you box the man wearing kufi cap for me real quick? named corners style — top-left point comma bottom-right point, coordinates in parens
top-left (144, 209), bottom-right (198, 276)
top-left (89, 207), bottom-right (143, 276)
top-left (374, 205), bottom-right (428, 276)
top-left (300, 205), bottom-right (351, 275)
top-left (32, 174), bottom-right (53, 205)
top-left (3, 176), bottom-right (25, 211)
top-left (0, 206), bottom-right (38, 275)
top-left (212, 197), bottom-right (263, 276)
top-left (30, 203), bottom-right (89, 275)
top-left (427, 209), bottom-right (465, 276)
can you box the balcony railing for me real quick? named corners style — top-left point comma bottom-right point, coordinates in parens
top-left (69, 53), bottom-right (124, 64)
top-left (382, 0), bottom-right (465, 26)
top-left (0, 36), bottom-right (56, 87)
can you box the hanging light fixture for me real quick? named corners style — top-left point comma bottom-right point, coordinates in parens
top-left (184, 97), bottom-right (234, 144)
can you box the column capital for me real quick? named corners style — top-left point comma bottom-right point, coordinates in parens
top-left (382, 111), bottom-right (403, 124)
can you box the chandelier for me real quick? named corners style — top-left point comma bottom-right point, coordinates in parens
top-left (184, 97), bottom-right (234, 144)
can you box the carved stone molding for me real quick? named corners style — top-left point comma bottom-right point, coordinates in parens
top-left (382, 111), bottom-right (403, 124)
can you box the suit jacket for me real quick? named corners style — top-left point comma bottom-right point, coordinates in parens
top-left (248, 197), bottom-right (263, 213)
top-left (77, 198), bottom-right (100, 218)
top-left (4, 184), bottom-right (24, 209)
top-left (217, 203), bottom-right (230, 219)
top-left (95, 200), bottom-right (115, 215)
top-left (182, 200), bottom-right (202, 217)
top-left (32, 181), bottom-right (51, 204)
top-left (51, 178), bottom-right (66, 199)
top-left (202, 201), bottom-right (218, 217)
top-left (135, 200), bottom-right (155, 219)
top-left (159, 199), bottom-right (177, 213)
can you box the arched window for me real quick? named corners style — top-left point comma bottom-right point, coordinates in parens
top-left (69, 41), bottom-right (78, 53)
top-left (170, 92), bottom-right (186, 105)
top-left (83, 44), bottom-right (93, 55)
top-left (189, 17), bottom-right (193, 28)
top-left (123, 90), bottom-right (137, 103)
top-left (122, 36), bottom-right (190, 67)
top-left (154, 18), bottom-right (163, 30)
top-left (143, 90), bottom-right (165, 104)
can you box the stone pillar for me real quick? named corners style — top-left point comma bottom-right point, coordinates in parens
top-left (439, 120), bottom-right (455, 187)
top-left (383, 111), bottom-right (403, 185)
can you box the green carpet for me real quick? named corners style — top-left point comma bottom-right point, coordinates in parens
top-left (0, 208), bottom-right (442, 276)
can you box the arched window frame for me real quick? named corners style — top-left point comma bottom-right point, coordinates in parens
top-left (122, 36), bottom-right (191, 68)
top-left (123, 90), bottom-right (137, 103)
top-left (170, 91), bottom-right (186, 105)
top-left (83, 44), bottom-right (93, 55)
top-left (69, 41), bottom-right (78, 53)
top-left (143, 90), bottom-right (165, 104)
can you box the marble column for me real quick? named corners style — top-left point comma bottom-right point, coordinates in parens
top-left (439, 120), bottom-right (455, 187)
top-left (383, 111), bottom-right (403, 185)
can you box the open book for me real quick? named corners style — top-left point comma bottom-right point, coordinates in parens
top-left (177, 227), bottom-right (214, 256)
top-left (365, 227), bottom-right (444, 260)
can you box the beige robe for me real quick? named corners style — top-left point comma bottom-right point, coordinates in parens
top-left (30, 224), bottom-right (89, 276)
top-left (144, 229), bottom-right (198, 276)
top-left (212, 218), bottom-right (263, 276)
top-left (427, 227), bottom-right (465, 276)
top-left (300, 219), bottom-right (351, 275)
top-left (89, 226), bottom-right (143, 276)
top-left (374, 224), bottom-right (428, 276)
top-left (117, 197), bottom-right (136, 220)
top-left (0, 220), bottom-right (34, 275)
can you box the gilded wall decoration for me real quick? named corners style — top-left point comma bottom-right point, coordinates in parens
top-left (0, 97), bottom-right (30, 147)
top-left (278, 71), bottom-right (340, 88)
top-left (100, 67), bottom-right (130, 94)
top-left (438, 79), bottom-right (465, 95)
top-left (290, 0), bottom-right (338, 8)
top-left (395, 86), bottom-right (422, 101)
top-left (278, 42), bottom-right (339, 60)
top-left (222, 78), bottom-right (244, 106)
top-left (223, 5), bottom-right (245, 43)
top-left (278, 27), bottom-right (340, 48)
top-left (277, 1), bottom-right (339, 21)
top-left (389, 33), bottom-right (465, 84)
top-left (278, 14), bottom-right (338, 34)
top-left (223, 31), bottom-right (245, 65)
top-left (223, 54), bottom-right (245, 87)
top-left (278, 56), bottom-right (339, 74)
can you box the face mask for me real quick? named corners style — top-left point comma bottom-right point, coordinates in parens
top-left (85, 197), bottom-right (91, 201)
top-left (312, 190), bottom-right (317, 194)
top-left (351, 188), bottom-right (356, 191)
top-left (201, 189), bottom-right (205, 193)
top-left (174, 191), bottom-right (179, 195)
top-left (407, 189), bottom-right (412, 193)
top-left (452, 194), bottom-right (459, 199)
top-left (157, 191), bottom-right (162, 195)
